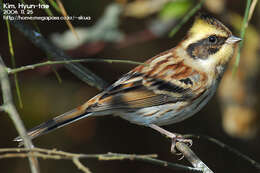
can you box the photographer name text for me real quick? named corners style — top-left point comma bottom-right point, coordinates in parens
top-left (3, 3), bottom-right (49, 10)
top-left (2, 2), bottom-right (91, 21)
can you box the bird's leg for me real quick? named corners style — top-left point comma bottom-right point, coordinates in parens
top-left (149, 124), bottom-right (192, 154)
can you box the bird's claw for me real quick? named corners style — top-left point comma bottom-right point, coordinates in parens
top-left (170, 135), bottom-right (193, 158)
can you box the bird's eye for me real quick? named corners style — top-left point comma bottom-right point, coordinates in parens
top-left (208, 35), bottom-right (217, 43)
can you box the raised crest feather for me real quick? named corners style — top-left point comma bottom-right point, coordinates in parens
top-left (193, 13), bottom-right (232, 37)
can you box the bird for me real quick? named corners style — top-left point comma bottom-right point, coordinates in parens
top-left (15, 13), bottom-right (241, 151)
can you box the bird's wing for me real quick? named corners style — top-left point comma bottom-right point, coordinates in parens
top-left (86, 50), bottom-right (208, 112)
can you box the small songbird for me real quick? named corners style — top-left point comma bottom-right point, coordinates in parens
top-left (15, 14), bottom-right (241, 150)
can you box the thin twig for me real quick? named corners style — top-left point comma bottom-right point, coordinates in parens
top-left (38, 0), bottom-right (54, 16)
top-left (73, 157), bottom-right (92, 173)
top-left (184, 134), bottom-right (260, 170)
top-left (232, 0), bottom-right (253, 75)
top-left (7, 58), bottom-right (145, 74)
top-left (47, 0), bottom-right (61, 13)
top-left (5, 17), bottom-right (23, 108)
top-left (169, 0), bottom-right (206, 37)
top-left (0, 147), bottom-right (202, 172)
top-left (56, 0), bottom-right (79, 40)
top-left (0, 56), bottom-right (40, 173)
top-left (248, 0), bottom-right (258, 22)
top-left (176, 142), bottom-right (213, 173)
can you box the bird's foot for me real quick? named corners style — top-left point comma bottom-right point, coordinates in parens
top-left (148, 124), bottom-right (192, 157)
top-left (171, 135), bottom-right (192, 158)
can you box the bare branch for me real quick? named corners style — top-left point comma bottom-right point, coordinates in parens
top-left (185, 134), bottom-right (260, 170)
top-left (73, 157), bottom-right (92, 173)
top-left (0, 147), bottom-right (202, 172)
top-left (176, 142), bottom-right (213, 173)
top-left (7, 58), bottom-right (144, 74)
top-left (0, 56), bottom-right (40, 173)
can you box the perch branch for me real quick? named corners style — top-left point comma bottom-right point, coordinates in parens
top-left (176, 142), bottom-right (213, 173)
top-left (0, 56), bottom-right (39, 173)
top-left (0, 147), bottom-right (202, 173)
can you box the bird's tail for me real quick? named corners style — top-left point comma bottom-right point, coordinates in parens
top-left (14, 107), bottom-right (93, 143)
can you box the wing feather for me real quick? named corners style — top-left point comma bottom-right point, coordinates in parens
top-left (87, 49), bottom-right (208, 112)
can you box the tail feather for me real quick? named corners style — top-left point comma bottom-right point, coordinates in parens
top-left (14, 108), bottom-right (93, 143)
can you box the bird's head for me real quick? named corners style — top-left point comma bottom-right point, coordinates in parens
top-left (180, 13), bottom-right (241, 75)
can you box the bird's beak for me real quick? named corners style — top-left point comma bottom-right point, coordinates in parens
top-left (226, 35), bottom-right (242, 44)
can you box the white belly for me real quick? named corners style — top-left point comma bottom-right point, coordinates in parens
top-left (117, 85), bottom-right (216, 126)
